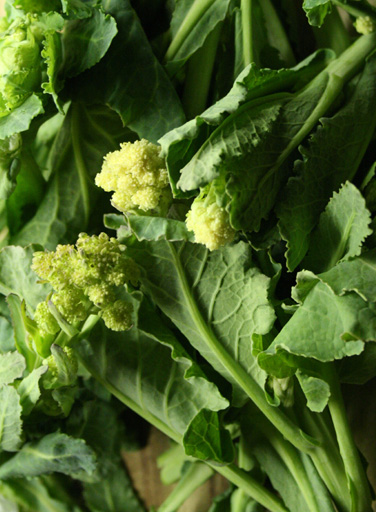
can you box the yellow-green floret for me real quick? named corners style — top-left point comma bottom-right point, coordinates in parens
top-left (354, 16), bottom-right (376, 35)
top-left (32, 233), bottom-right (139, 333)
top-left (186, 183), bottom-right (235, 251)
top-left (95, 139), bottom-right (172, 214)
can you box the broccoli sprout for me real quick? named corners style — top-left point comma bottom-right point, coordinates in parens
top-left (32, 233), bottom-right (138, 333)
top-left (95, 139), bottom-right (172, 214)
top-left (186, 182), bottom-right (235, 251)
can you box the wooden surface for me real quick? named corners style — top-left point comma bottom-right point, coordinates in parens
top-left (123, 428), bottom-right (228, 511)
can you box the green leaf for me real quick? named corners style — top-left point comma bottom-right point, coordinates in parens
top-left (66, 0), bottom-right (185, 143)
top-left (11, 104), bottom-right (133, 249)
top-left (0, 432), bottom-right (96, 479)
top-left (77, 293), bottom-right (232, 462)
top-left (302, 182), bottom-right (372, 273)
top-left (61, 8), bottom-right (118, 78)
top-left (41, 31), bottom-right (63, 109)
top-left (317, 249), bottom-right (376, 302)
top-left (0, 352), bottom-right (25, 385)
top-left (303, 0), bottom-right (332, 26)
top-left (0, 95), bottom-right (44, 140)
top-left (183, 409), bottom-right (234, 463)
top-left (278, 53), bottom-right (376, 270)
top-left (160, 49), bottom-right (332, 196)
top-left (43, 344), bottom-right (77, 389)
top-left (83, 460), bottom-right (146, 512)
top-left (8, 0), bottom-right (61, 13)
top-left (51, 387), bottom-right (77, 417)
top-left (0, 477), bottom-right (73, 512)
top-left (259, 278), bottom-right (376, 367)
top-left (127, 241), bottom-right (275, 405)
top-left (127, 215), bottom-right (195, 242)
top-left (17, 366), bottom-right (48, 415)
top-left (0, 134), bottom-right (22, 200)
top-left (0, 314), bottom-right (15, 354)
top-left (0, 245), bottom-right (51, 312)
top-left (296, 370), bottom-right (331, 412)
top-left (0, 385), bottom-right (22, 452)
top-left (6, 295), bottom-right (37, 371)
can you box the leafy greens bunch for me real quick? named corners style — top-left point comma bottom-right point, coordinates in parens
top-left (0, 0), bottom-right (376, 511)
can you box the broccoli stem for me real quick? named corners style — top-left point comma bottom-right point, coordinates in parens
top-left (182, 23), bottom-right (222, 119)
top-left (323, 364), bottom-right (372, 512)
top-left (241, 0), bottom-right (254, 67)
top-left (165, 0), bottom-right (218, 62)
top-left (157, 462), bottom-right (214, 512)
top-left (332, 0), bottom-right (376, 21)
top-left (295, 389), bottom-right (352, 512)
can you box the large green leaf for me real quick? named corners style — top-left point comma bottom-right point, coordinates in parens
top-left (259, 276), bottom-right (376, 368)
top-left (160, 49), bottom-right (332, 196)
top-left (317, 249), bottom-right (376, 302)
top-left (0, 385), bottom-right (22, 452)
top-left (277, 53), bottom-right (376, 270)
top-left (65, 0), bottom-right (184, 142)
top-left (0, 95), bottom-right (44, 140)
top-left (0, 245), bottom-right (51, 312)
top-left (302, 182), bottom-right (372, 273)
top-left (0, 432), bottom-right (96, 479)
top-left (0, 352), bottom-right (25, 385)
top-left (0, 477), bottom-right (74, 512)
top-left (61, 7), bottom-right (118, 78)
top-left (77, 293), bottom-right (232, 462)
top-left (127, 241), bottom-right (275, 405)
top-left (83, 460), bottom-right (146, 512)
top-left (18, 366), bottom-right (48, 415)
top-left (11, 104), bottom-right (133, 249)
top-left (303, 0), bottom-right (332, 26)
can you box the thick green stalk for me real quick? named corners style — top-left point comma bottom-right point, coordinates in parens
top-left (324, 364), bottom-right (372, 512)
top-left (165, 0), bottom-right (217, 61)
top-left (295, 392), bottom-right (352, 512)
top-left (241, 0), bottom-right (254, 67)
top-left (215, 465), bottom-right (289, 512)
top-left (332, 0), bottom-right (376, 21)
top-left (158, 463), bottom-right (213, 512)
top-left (182, 24), bottom-right (222, 119)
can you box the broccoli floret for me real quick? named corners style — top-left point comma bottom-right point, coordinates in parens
top-left (354, 16), bottom-right (376, 35)
top-left (34, 300), bottom-right (60, 337)
top-left (95, 139), bottom-right (172, 214)
top-left (32, 233), bottom-right (138, 333)
top-left (100, 300), bottom-right (134, 331)
top-left (186, 182), bottom-right (235, 251)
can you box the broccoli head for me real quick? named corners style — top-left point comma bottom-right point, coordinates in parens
top-left (32, 233), bottom-right (139, 332)
top-left (186, 181), bottom-right (235, 251)
top-left (95, 139), bottom-right (172, 215)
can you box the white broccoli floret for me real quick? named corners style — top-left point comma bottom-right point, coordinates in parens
top-left (95, 139), bottom-right (171, 214)
top-left (186, 183), bottom-right (235, 251)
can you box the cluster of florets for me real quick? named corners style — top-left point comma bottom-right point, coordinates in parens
top-left (95, 139), bottom-right (172, 214)
top-left (32, 233), bottom-right (139, 333)
top-left (186, 183), bottom-right (235, 251)
top-left (354, 16), bottom-right (376, 35)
